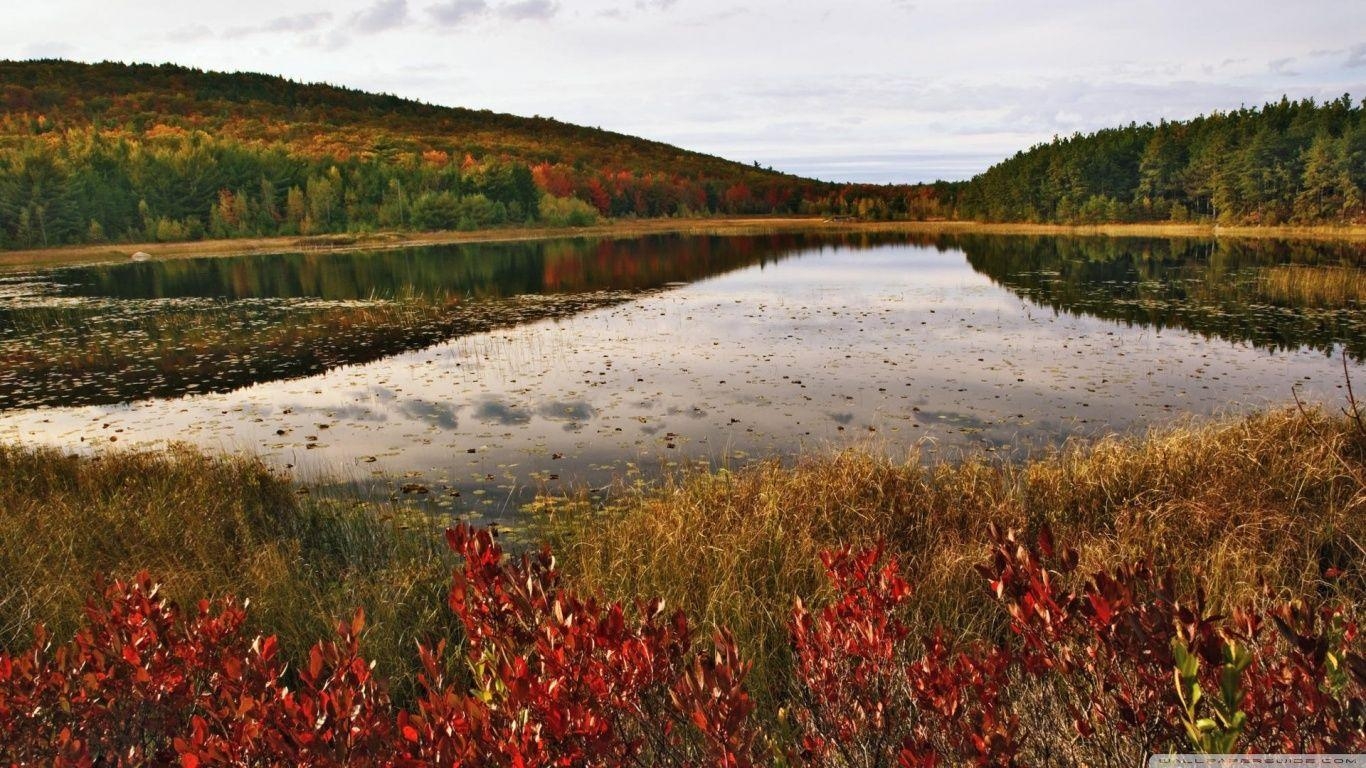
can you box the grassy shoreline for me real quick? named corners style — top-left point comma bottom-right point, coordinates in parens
top-left (549, 407), bottom-right (1366, 702)
top-left (2, 406), bottom-right (1361, 712)
top-left (5, 217), bottom-right (1366, 272)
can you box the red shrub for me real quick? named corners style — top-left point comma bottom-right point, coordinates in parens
top-left (1, 523), bottom-right (1360, 766)
top-left (788, 546), bottom-right (1019, 767)
top-left (396, 523), bottom-right (760, 767)
top-left (0, 572), bottom-right (256, 765)
top-left (977, 524), bottom-right (1366, 758)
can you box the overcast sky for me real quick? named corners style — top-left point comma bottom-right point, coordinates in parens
top-left (5, 1), bottom-right (1366, 183)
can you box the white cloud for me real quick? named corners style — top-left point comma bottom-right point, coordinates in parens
top-left (497, 0), bottom-right (557, 21)
top-left (350, 0), bottom-right (410, 32)
top-left (225, 12), bottom-right (334, 38)
top-left (1348, 44), bottom-right (1366, 68)
top-left (429, 0), bottom-right (489, 25)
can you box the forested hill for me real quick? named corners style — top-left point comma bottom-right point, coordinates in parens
top-left (0, 60), bottom-right (938, 249)
top-left (956, 95), bottom-right (1366, 226)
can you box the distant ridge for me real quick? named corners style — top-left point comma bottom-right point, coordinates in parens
top-left (0, 60), bottom-right (938, 249)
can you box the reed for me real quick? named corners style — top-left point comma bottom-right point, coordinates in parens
top-left (548, 407), bottom-right (1366, 705)
top-left (0, 443), bottom-right (457, 699)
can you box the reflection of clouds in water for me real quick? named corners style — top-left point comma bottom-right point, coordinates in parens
top-left (910, 409), bottom-right (996, 431)
top-left (366, 382), bottom-right (398, 401)
top-left (829, 412), bottom-right (855, 425)
top-left (474, 396), bottom-right (531, 425)
top-left (537, 400), bottom-right (595, 422)
top-left (394, 399), bottom-right (461, 430)
top-left (665, 405), bottom-right (708, 419)
top-left (280, 403), bottom-right (389, 422)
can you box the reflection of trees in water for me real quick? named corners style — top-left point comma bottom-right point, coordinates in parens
top-left (952, 234), bottom-right (1366, 361)
top-left (55, 232), bottom-right (923, 301)
top-left (1, 232), bottom-right (923, 410)
top-left (0, 293), bottom-right (636, 411)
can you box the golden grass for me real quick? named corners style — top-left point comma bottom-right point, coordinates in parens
top-left (5, 217), bottom-right (1366, 272)
top-left (2, 406), bottom-right (1362, 711)
top-left (548, 407), bottom-right (1366, 704)
top-left (0, 443), bottom-right (457, 698)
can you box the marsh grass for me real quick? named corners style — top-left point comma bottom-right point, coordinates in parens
top-left (2, 406), bottom-right (1362, 714)
top-left (0, 443), bottom-right (458, 699)
top-left (1258, 264), bottom-right (1366, 307)
top-left (548, 407), bottom-right (1366, 708)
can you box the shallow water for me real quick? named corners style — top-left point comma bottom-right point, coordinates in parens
top-left (1, 232), bottom-right (1363, 519)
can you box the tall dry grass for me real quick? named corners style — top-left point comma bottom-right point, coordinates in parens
top-left (1257, 264), bottom-right (1366, 307)
top-left (3, 406), bottom-right (1361, 712)
top-left (549, 407), bottom-right (1366, 704)
top-left (0, 443), bottom-right (457, 698)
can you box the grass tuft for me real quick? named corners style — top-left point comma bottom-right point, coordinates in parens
top-left (548, 407), bottom-right (1366, 708)
top-left (0, 443), bottom-right (457, 699)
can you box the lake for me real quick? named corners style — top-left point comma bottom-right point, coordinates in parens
top-left (2, 231), bottom-right (1363, 520)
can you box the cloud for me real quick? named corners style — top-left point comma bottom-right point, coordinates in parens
top-left (497, 0), bottom-right (558, 21)
top-left (395, 399), bottom-right (460, 429)
top-left (1348, 44), bottom-right (1366, 68)
top-left (168, 24), bottom-right (214, 42)
top-left (225, 12), bottom-right (333, 39)
top-left (634, 0), bottom-right (678, 10)
top-left (351, 0), bottom-right (410, 32)
top-left (264, 12), bottom-right (334, 33)
top-left (1268, 56), bottom-right (1298, 76)
top-left (429, 0), bottom-right (489, 25)
top-left (427, 0), bottom-right (553, 25)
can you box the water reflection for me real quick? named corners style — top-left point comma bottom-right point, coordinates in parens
top-left (1, 233), bottom-right (902, 410)
top-left (951, 235), bottom-right (1366, 360)
top-left (0, 232), bottom-right (1364, 519)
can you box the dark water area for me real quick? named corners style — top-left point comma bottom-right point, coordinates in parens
top-left (0, 234), bottom-right (841, 409)
top-left (49, 234), bottom-right (818, 301)
top-left (2, 231), bottom-right (1363, 522)
top-left (953, 234), bottom-right (1366, 360)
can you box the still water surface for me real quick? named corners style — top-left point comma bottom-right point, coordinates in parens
top-left (1, 232), bottom-right (1362, 518)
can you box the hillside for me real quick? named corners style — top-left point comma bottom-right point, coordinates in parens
top-left (0, 60), bottom-right (937, 249)
top-left (956, 95), bottom-right (1366, 226)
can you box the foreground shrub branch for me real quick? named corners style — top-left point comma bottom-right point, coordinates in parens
top-left (0, 518), bottom-right (1361, 765)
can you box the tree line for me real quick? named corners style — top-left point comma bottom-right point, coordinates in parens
top-left (0, 61), bottom-right (937, 250)
top-left (955, 95), bottom-right (1366, 225)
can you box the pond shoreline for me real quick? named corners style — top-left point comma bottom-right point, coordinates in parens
top-left (5, 216), bottom-right (1366, 272)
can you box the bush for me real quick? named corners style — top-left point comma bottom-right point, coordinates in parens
top-left (1, 522), bottom-right (1362, 765)
top-left (0, 524), bottom-right (761, 766)
top-left (410, 191), bottom-right (461, 230)
top-left (538, 192), bottom-right (600, 227)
